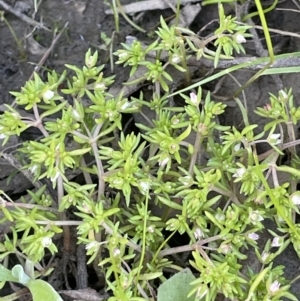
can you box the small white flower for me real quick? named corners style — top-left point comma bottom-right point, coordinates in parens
top-left (86, 57), bottom-right (93, 68)
top-left (113, 248), bottom-right (121, 257)
top-left (180, 175), bottom-right (193, 186)
top-left (85, 241), bottom-right (98, 250)
top-left (248, 233), bottom-right (259, 241)
top-left (82, 202), bottom-right (92, 213)
top-left (148, 225), bottom-right (155, 233)
top-left (106, 111), bottom-right (114, 119)
top-left (233, 167), bottom-right (246, 178)
top-left (190, 92), bottom-right (198, 104)
top-left (95, 82), bottom-right (106, 90)
top-left (43, 90), bottom-right (54, 101)
top-left (172, 118), bottom-right (180, 125)
top-left (72, 109), bottom-right (81, 120)
top-left (159, 157), bottom-right (169, 167)
top-left (279, 90), bottom-right (288, 100)
top-left (254, 197), bottom-right (263, 205)
top-left (50, 170), bottom-right (60, 182)
top-left (271, 236), bottom-right (282, 247)
top-left (219, 243), bottom-right (231, 254)
top-left (269, 280), bottom-right (280, 294)
top-left (261, 251), bottom-right (270, 263)
top-left (291, 193), bottom-right (300, 205)
top-left (41, 237), bottom-right (52, 248)
top-left (121, 276), bottom-right (129, 289)
top-left (194, 228), bottom-right (204, 240)
top-left (140, 181), bottom-right (151, 194)
top-left (0, 133), bottom-right (7, 140)
top-left (113, 178), bottom-right (124, 187)
top-left (67, 196), bottom-right (74, 203)
top-left (235, 33), bottom-right (246, 44)
top-left (249, 210), bottom-right (264, 225)
top-left (234, 143), bottom-right (241, 152)
top-left (29, 164), bottom-right (39, 175)
top-left (196, 286), bottom-right (208, 299)
top-left (215, 212), bottom-right (225, 221)
top-left (121, 101), bottom-right (131, 110)
top-left (171, 54), bottom-right (181, 64)
top-left (125, 35), bottom-right (137, 45)
top-left (268, 133), bottom-right (281, 146)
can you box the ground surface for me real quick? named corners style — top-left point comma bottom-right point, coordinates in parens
top-left (1, 0), bottom-right (300, 300)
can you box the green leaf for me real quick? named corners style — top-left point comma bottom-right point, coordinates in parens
top-left (157, 268), bottom-right (196, 301)
top-left (281, 291), bottom-right (298, 301)
top-left (177, 124), bottom-right (191, 141)
top-left (27, 279), bottom-right (63, 301)
top-left (11, 265), bottom-right (31, 285)
top-left (24, 259), bottom-right (35, 280)
top-left (68, 148), bottom-right (91, 156)
top-left (276, 165), bottom-right (300, 178)
top-left (40, 101), bottom-right (67, 119)
top-left (157, 195), bottom-right (182, 210)
top-left (138, 272), bottom-right (162, 281)
top-left (245, 267), bottom-right (270, 301)
top-left (0, 264), bottom-right (18, 282)
top-left (205, 211), bottom-right (224, 230)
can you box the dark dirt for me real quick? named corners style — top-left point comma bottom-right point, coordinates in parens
top-left (1, 0), bottom-right (300, 300)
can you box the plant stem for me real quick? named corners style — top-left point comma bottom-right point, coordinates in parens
top-left (91, 124), bottom-right (105, 202)
top-left (135, 193), bottom-right (149, 295)
top-left (188, 131), bottom-right (202, 175)
top-left (159, 235), bottom-right (221, 257)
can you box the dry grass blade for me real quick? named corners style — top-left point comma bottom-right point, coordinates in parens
top-left (105, 0), bottom-right (200, 15)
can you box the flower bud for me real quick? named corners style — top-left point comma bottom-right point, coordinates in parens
top-left (271, 236), bottom-right (283, 247)
top-left (235, 33), bottom-right (246, 44)
top-left (249, 210), bottom-right (264, 225)
top-left (41, 237), bottom-right (52, 248)
top-left (247, 233), bottom-right (259, 241)
top-left (43, 90), bottom-right (54, 102)
top-left (233, 167), bottom-right (246, 178)
top-left (269, 280), bottom-right (280, 294)
top-left (219, 243), bottom-right (231, 254)
top-left (268, 133), bottom-right (281, 146)
top-left (85, 241), bottom-right (98, 250)
top-left (261, 251), bottom-right (270, 263)
top-left (194, 228), bottom-right (204, 240)
top-left (190, 92), bottom-right (199, 105)
top-left (113, 248), bottom-right (121, 257)
top-left (291, 192), bottom-right (300, 205)
top-left (171, 54), bottom-right (181, 64)
top-left (85, 49), bottom-right (98, 68)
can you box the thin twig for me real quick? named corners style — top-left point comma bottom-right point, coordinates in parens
top-left (0, 0), bottom-right (50, 31)
top-left (253, 24), bottom-right (300, 39)
top-left (29, 22), bottom-right (69, 79)
top-left (159, 235), bottom-right (222, 257)
top-left (291, 0), bottom-right (300, 10)
top-left (188, 54), bottom-right (300, 70)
